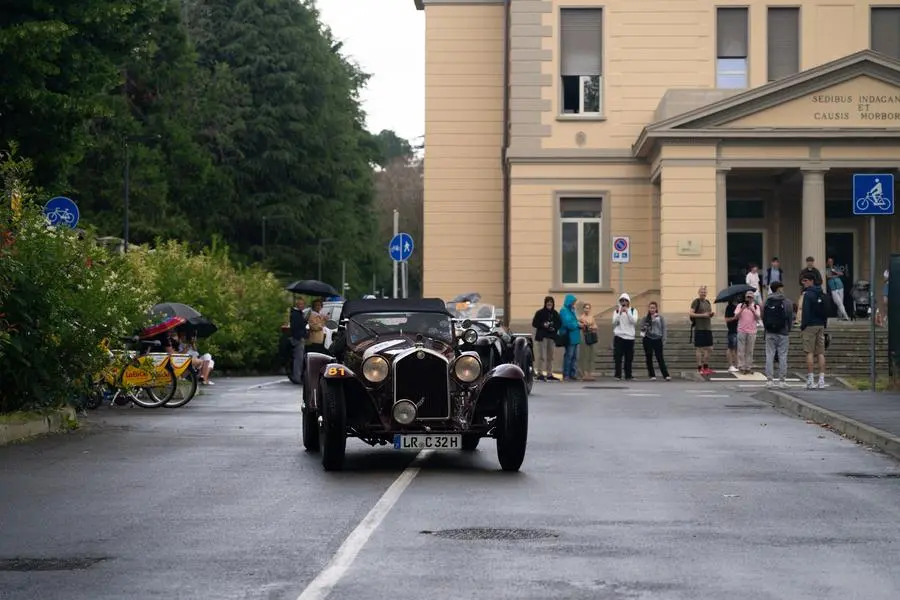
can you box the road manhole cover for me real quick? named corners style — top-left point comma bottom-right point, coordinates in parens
top-left (583, 386), bottom-right (627, 390)
top-left (837, 472), bottom-right (900, 479)
top-left (420, 528), bottom-right (558, 541)
top-left (0, 557), bottom-right (108, 571)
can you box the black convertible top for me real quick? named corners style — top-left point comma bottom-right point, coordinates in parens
top-left (340, 297), bottom-right (451, 319)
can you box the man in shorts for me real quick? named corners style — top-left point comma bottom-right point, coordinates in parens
top-left (800, 273), bottom-right (827, 389)
top-left (689, 286), bottom-right (715, 375)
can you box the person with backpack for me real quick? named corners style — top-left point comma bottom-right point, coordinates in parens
top-left (763, 281), bottom-right (793, 387)
top-left (733, 290), bottom-right (761, 374)
top-left (800, 273), bottom-right (830, 389)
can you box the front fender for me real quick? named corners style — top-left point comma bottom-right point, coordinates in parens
top-left (303, 352), bottom-right (333, 412)
top-left (473, 364), bottom-right (527, 418)
top-left (512, 337), bottom-right (531, 367)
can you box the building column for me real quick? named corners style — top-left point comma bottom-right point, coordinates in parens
top-left (716, 168), bottom-right (729, 291)
top-left (801, 168), bottom-right (827, 267)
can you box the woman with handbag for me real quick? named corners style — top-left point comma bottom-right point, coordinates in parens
top-left (640, 301), bottom-right (670, 380)
top-left (577, 302), bottom-right (598, 381)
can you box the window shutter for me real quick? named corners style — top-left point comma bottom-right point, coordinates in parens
top-left (717, 7), bottom-right (748, 58)
top-left (872, 8), bottom-right (900, 60)
top-left (560, 9), bottom-right (603, 76)
top-left (767, 8), bottom-right (800, 81)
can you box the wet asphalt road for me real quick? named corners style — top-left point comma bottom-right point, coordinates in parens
top-left (1, 377), bottom-right (899, 600)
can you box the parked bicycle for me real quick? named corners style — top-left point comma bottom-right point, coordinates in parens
top-left (82, 337), bottom-right (178, 409)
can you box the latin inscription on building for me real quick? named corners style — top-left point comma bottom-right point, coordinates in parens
top-left (811, 93), bottom-right (900, 121)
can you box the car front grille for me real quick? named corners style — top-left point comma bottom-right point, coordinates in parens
top-left (393, 351), bottom-right (450, 420)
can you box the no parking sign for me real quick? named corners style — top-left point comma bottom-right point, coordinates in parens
top-left (612, 236), bottom-right (630, 263)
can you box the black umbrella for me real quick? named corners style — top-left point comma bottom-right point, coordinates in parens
top-left (181, 316), bottom-right (218, 339)
top-left (285, 279), bottom-right (338, 296)
top-left (151, 302), bottom-right (203, 320)
top-left (714, 284), bottom-right (755, 303)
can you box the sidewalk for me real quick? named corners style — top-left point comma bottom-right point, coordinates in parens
top-left (753, 387), bottom-right (900, 462)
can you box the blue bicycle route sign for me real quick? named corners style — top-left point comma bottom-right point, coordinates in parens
top-left (388, 233), bottom-right (414, 262)
top-left (853, 173), bottom-right (894, 216)
top-left (43, 196), bottom-right (80, 229)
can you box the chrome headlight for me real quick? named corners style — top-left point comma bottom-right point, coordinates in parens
top-left (362, 356), bottom-right (389, 383)
top-left (462, 328), bottom-right (478, 344)
top-left (453, 355), bottom-right (481, 383)
top-left (392, 399), bottom-right (417, 425)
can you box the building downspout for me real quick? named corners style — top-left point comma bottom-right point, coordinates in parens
top-left (501, 0), bottom-right (512, 325)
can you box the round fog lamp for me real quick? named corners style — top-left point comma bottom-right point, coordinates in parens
top-left (392, 400), bottom-right (417, 425)
top-left (362, 356), bottom-right (389, 383)
top-left (462, 328), bottom-right (478, 344)
top-left (454, 355), bottom-right (481, 383)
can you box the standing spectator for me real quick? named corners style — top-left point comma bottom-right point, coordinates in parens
top-left (734, 290), bottom-right (761, 373)
top-left (559, 294), bottom-right (581, 381)
top-left (577, 302), bottom-right (598, 381)
top-left (612, 293), bottom-right (638, 380)
top-left (531, 296), bottom-right (561, 381)
top-left (763, 257), bottom-right (784, 298)
top-left (689, 286), bottom-right (716, 375)
top-left (800, 273), bottom-right (828, 389)
top-left (746, 264), bottom-right (762, 304)
top-left (883, 269), bottom-right (890, 322)
top-left (640, 301), bottom-right (669, 380)
top-left (825, 257), bottom-right (850, 320)
top-left (289, 296), bottom-right (308, 384)
top-left (724, 297), bottom-right (739, 373)
top-left (796, 256), bottom-right (824, 324)
top-left (306, 298), bottom-right (328, 354)
top-left (762, 281), bottom-right (793, 387)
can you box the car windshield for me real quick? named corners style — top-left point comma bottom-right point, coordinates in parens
top-left (446, 302), bottom-right (496, 321)
top-left (347, 311), bottom-right (453, 344)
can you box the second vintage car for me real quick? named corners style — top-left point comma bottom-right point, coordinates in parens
top-left (301, 298), bottom-right (529, 472)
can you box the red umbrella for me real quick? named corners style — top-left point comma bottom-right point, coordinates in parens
top-left (139, 316), bottom-right (186, 339)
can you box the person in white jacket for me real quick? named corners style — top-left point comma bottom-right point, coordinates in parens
top-left (612, 292), bottom-right (639, 380)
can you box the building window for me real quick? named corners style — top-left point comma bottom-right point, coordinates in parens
top-left (767, 7), bottom-right (800, 81)
top-left (726, 199), bottom-right (765, 219)
top-left (560, 8), bottom-right (603, 116)
top-left (871, 7), bottom-right (900, 60)
top-left (717, 7), bottom-right (749, 88)
top-left (560, 198), bottom-right (602, 285)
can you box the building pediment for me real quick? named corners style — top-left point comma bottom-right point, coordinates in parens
top-left (634, 50), bottom-right (900, 158)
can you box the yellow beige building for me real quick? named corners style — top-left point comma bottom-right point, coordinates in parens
top-left (414, 0), bottom-right (900, 327)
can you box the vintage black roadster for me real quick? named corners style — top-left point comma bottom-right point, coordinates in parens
top-left (446, 300), bottom-right (534, 395)
top-left (301, 298), bottom-right (528, 472)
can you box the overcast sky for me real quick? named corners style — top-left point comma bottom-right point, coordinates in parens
top-left (316, 0), bottom-right (425, 144)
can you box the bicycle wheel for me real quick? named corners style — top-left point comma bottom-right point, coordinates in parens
top-left (165, 367), bottom-right (199, 408)
top-left (132, 369), bottom-right (177, 408)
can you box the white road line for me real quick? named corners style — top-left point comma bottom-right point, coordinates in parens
top-left (244, 378), bottom-right (290, 391)
top-left (296, 450), bottom-right (433, 600)
top-left (627, 393), bottom-right (660, 397)
top-left (698, 394), bottom-right (731, 398)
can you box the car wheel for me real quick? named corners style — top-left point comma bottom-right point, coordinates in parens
top-left (523, 354), bottom-right (534, 396)
top-left (496, 383), bottom-right (528, 472)
top-left (302, 406), bottom-right (319, 452)
top-left (319, 380), bottom-right (347, 471)
top-left (461, 434), bottom-right (480, 451)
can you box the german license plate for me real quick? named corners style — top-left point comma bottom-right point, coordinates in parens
top-left (393, 434), bottom-right (461, 450)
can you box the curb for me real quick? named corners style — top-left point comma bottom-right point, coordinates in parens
top-left (752, 389), bottom-right (900, 461)
top-left (0, 406), bottom-right (77, 447)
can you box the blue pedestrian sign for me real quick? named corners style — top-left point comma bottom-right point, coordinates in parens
top-left (853, 173), bottom-right (894, 216)
top-left (389, 233), bottom-right (414, 262)
top-left (42, 196), bottom-right (80, 229)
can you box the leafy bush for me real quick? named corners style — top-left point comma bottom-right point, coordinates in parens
top-left (1, 151), bottom-right (153, 412)
top-left (125, 239), bottom-right (290, 371)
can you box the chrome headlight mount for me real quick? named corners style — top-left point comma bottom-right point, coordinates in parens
top-left (362, 355), bottom-right (389, 383)
top-left (453, 354), bottom-right (482, 383)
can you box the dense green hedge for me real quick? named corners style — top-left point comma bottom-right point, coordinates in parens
top-left (1, 150), bottom-right (290, 413)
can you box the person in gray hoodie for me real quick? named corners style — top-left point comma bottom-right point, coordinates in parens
top-left (762, 281), bottom-right (793, 387)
